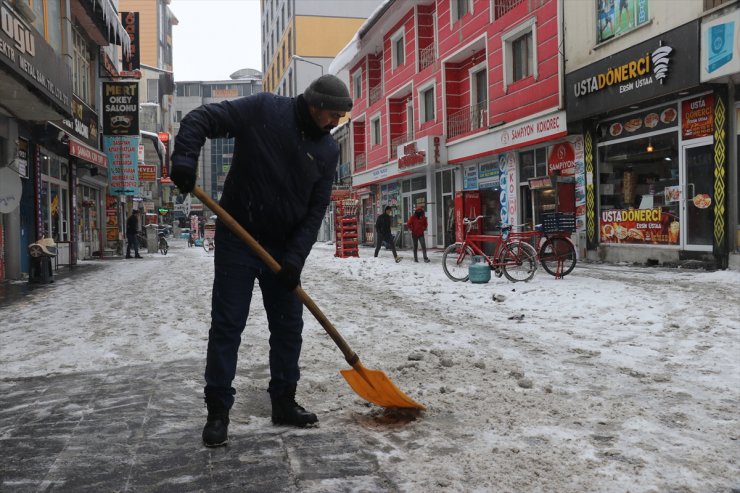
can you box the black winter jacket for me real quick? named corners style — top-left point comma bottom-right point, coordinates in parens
top-left (375, 213), bottom-right (392, 240)
top-left (171, 93), bottom-right (339, 269)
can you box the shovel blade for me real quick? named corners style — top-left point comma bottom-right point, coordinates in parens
top-left (340, 363), bottom-right (426, 410)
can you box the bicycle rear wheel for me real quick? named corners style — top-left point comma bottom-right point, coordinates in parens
top-left (539, 237), bottom-right (576, 277)
top-left (159, 239), bottom-right (168, 255)
top-left (442, 243), bottom-right (474, 282)
top-left (202, 238), bottom-right (211, 253)
top-left (498, 240), bottom-right (537, 282)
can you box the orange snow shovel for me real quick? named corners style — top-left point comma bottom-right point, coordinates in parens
top-left (193, 186), bottom-right (425, 410)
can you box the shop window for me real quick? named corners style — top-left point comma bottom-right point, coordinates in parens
top-left (147, 79), bottom-right (159, 104)
top-left (597, 0), bottom-right (650, 44)
top-left (502, 18), bottom-right (538, 91)
top-left (519, 147), bottom-right (547, 181)
top-left (597, 132), bottom-right (679, 245)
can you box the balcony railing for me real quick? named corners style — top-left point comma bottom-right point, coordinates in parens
top-left (447, 101), bottom-right (487, 139)
top-left (369, 85), bottom-right (382, 105)
top-left (419, 45), bottom-right (435, 71)
top-left (354, 153), bottom-right (367, 173)
top-left (493, 0), bottom-right (524, 19)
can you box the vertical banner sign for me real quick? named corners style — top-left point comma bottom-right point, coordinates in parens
top-left (106, 195), bottom-right (119, 241)
top-left (158, 132), bottom-right (170, 178)
top-left (103, 82), bottom-right (140, 196)
top-left (104, 135), bottom-right (140, 195)
top-left (121, 12), bottom-right (140, 72)
top-left (102, 82), bottom-right (139, 135)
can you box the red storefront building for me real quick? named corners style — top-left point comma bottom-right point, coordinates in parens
top-left (332, 0), bottom-right (581, 251)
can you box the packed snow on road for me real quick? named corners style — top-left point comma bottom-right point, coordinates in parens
top-left (1, 239), bottom-right (738, 492)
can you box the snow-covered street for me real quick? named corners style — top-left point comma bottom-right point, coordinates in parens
top-left (1, 238), bottom-right (738, 492)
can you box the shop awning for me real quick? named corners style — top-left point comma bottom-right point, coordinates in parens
top-left (76, 0), bottom-right (131, 57)
top-left (69, 137), bottom-right (108, 169)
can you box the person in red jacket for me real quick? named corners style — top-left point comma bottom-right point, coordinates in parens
top-left (407, 207), bottom-right (430, 263)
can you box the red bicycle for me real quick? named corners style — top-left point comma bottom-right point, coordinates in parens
top-left (509, 226), bottom-right (577, 278)
top-left (442, 216), bottom-right (538, 283)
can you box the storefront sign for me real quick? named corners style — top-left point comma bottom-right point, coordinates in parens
top-left (682, 94), bottom-right (714, 139)
top-left (104, 135), bottom-right (139, 195)
top-left (497, 112), bottom-right (566, 152)
top-left (463, 164), bottom-right (478, 190)
top-left (0, 2), bottom-right (72, 116)
top-left (600, 208), bottom-right (678, 244)
top-left (701, 8), bottom-right (740, 82)
top-left (102, 82), bottom-right (139, 135)
top-left (478, 161), bottom-right (500, 190)
top-left (14, 137), bottom-right (28, 178)
top-left (566, 21), bottom-right (700, 121)
top-left (69, 138), bottom-right (108, 168)
top-left (528, 176), bottom-right (553, 190)
top-left (600, 104), bottom-right (678, 143)
top-left (138, 164), bottom-right (156, 182)
top-left (121, 12), bottom-right (140, 72)
top-left (397, 135), bottom-right (445, 169)
top-left (60, 97), bottom-right (100, 148)
top-left (99, 48), bottom-right (119, 78)
top-left (547, 136), bottom-right (585, 177)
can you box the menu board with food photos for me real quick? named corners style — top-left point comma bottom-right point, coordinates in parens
top-left (681, 94), bottom-right (714, 140)
top-left (601, 104), bottom-right (678, 143)
top-left (600, 208), bottom-right (679, 245)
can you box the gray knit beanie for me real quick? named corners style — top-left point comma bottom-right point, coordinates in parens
top-left (303, 74), bottom-right (353, 112)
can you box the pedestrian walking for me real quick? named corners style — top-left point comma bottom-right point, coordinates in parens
top-left (170, 74), bottom-right (352, 447)
top-left (374, 206), bottom-right (401, 262)
top-left (407, 207), bottom-right (430, 263)
top-left (125, 210), bottom-right (142, 259)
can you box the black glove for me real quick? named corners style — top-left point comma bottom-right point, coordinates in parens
top-left (276, 262), bottom-right (301, 291)
top-left (170, 162), bottom-right (197, 194)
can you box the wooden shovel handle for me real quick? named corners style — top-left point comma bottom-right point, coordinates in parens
top-left (192, 186), bottom-right (360, 366)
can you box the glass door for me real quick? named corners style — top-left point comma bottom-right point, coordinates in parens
top-left (682, 140), bottom-right (714, 251)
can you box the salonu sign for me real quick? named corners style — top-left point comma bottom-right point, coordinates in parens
top-left (565, 21), bottom-right (700, 121)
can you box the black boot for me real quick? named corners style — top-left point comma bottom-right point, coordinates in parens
top-left (271, 385), bottom-right (318, 427)
top-left (202, 397), bottom-right (229, 447)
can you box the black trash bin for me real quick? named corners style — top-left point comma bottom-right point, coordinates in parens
top-left (29, 256), bottom-right (53, 284)
top-left (28, 239), bottom-right (57, 284)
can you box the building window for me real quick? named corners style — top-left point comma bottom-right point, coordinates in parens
top-left (512, 32), bottom-right (532, 81)
top-left (147, 79), bottom-right (159, 104)
top-left (32, 0), bottom-right (63, 54)
top-left (502, 18), bottom-right (538, 91)
top-left (72, 29), bottom-right (91, 103)
top-left (451, 0), bottom-right (472, 22)
top-left (597, 0), bottom-right (650, 43)
top-left (471, 65), bottom-right (488, 128)
top-left (371, 115), bottom-right (381, 146)
top-left (419, 85), bottom-right (435, 123)
top-left (391, 29), bottom-right (405, 68)
top-left (353, 70), bottom-right (362, 99)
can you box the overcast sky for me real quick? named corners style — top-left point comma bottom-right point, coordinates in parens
top-left (170, 0), bottom-right (263, 82)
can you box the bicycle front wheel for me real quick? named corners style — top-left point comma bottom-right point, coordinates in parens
top-left (442, 243), bottom-right (474, 282)
top-left (202, 238), bottom-right (211, 253)
top-left (499, 240), bottom-right (537, 282)
top-left (539, 237), bottom-right (576, 277)
top-left (159, 239), bottom-right (168, 255)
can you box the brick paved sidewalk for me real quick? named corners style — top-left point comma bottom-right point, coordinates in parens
top-left (0, 359), bottom-right (393, 492)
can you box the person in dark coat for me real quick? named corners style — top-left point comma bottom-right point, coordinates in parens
top-left (407, 207), bottom-right (430, 263)
top-left (374, 205), bottom-right (401, 262)
top-left (170, 74), bottom-right (352, 447)
top-left (125, 210), bottom-right (142, 259)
